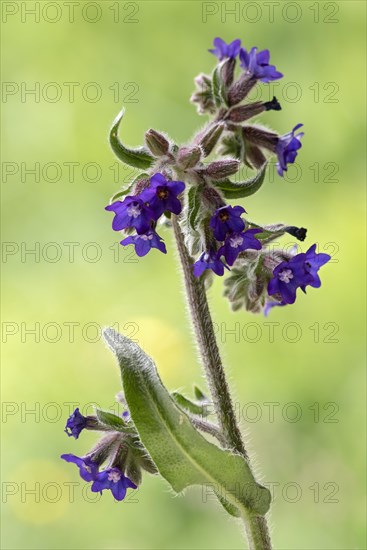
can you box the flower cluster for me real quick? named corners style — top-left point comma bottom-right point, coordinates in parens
top-left (103, 36), bottom-right (330, 316)
top-left (267, 244), bottom-right (331, 306)
top-left (61, 407), bottom-right (155, 501)
top-left (106, 173), bottom-right (185, 257)
top-left (193, 205), bottom-right (262, 277)
top-left (194, 37), bottom-right (304, 176)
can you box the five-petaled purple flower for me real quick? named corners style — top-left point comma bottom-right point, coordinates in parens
top-left (209, 37), bottom-right (241, 61)
top-left (297, 244), bottom-right (331, 289)
top-left (210, 205), bottom-right (246, 241)
top-left (105, 196), bottom-right (154, 234)
top-left (193, 251), bottom-right (228, 278)
top-left (64, 408), bottom-right (87, 439)
top-left (61, 453), bottom-right (99, 481)
top-left (276, 124), bottom-right (304, 176)
top-left (268, 244), bottom-right (330, 304)
top-left (121, 230), bottom-right (167, 257)
top-left (91, 467), bottom-right (137, 501)
top-left (239, 47), bottom-right (283, 82)
top-left (218, 229), bottom-right (262, 266)
top-left (140, 173), bottom-right (185, 218)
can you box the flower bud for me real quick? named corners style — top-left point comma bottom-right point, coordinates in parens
top-left (223, 258), bottom-right (265, 313)
top-left (197, 123), bottom-right (224, 157)
top-left (133, 177), bottom-right (150, 195)
top-left (204, 159), bottom-right (240, 180)
top-left (191, 73), bottom-right (216, 114)
top-left (242, 126), bottom-right (278, 152)
top-left (227, 74), bottom-right (257, 106)
top-left (145, 129), bottom-right (170, 157)
top-left (177, 146), bottom-right (202, 169)
top-left (227, 102), bottom-right (266, 123)
top-left (245, 144), bottom-right (267, 169)
top-left (220, 57), bottom-right (236, 88)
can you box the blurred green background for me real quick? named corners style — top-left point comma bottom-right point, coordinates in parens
top-left (1, 1), bottom-right (366, 548)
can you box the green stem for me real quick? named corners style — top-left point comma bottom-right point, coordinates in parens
top-left (172, 216), bottom-right (272, 550)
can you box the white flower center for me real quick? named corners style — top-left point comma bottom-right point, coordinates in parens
top-left (108, 470), bottom-right (121, 483)
top-left (140, 234), bottom-right (153, 241)
top-left (127, 204), bottom-right (141, 218)
top-left (229, 235), bottom-right (243, 249)
top-left (278, 268), bottom-right (293, 283)
top-left (84, 466), bottom-right (91, 473)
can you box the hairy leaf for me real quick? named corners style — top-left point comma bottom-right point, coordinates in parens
top-left (215, 163), bottom-right (267, 199)
top-left (110, 109), bottom-right (155, 169)
top-left (103, 328), bottom-right (271, 517)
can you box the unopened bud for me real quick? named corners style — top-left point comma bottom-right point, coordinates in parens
top-left (177, 146), bottom-right (202, 169)
top-left (191, 73), bottom-right (216, 114)
top-left (133, 177), bottom-right (150, 195)
top-left (228, 74), bottom-right (257, 106)
top-left (205, 159), bottom-right (239, 180)
top-left (220, 57), bottom-right (236, 88)
top-left (145, 129), bottom-right (170, 157)
top-left (245, 144), bottom-right (267, 169)
top-left (197, 123), bottom-right (224, 157)
top-left (227, 102), bottom-right (266, 123)
top-left (242, 126), bottom-right (278, 152)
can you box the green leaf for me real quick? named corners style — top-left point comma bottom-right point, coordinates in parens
top-left (215, 163), bottom-right (267, 199)
top-left (172, 391), bottom-right (209, 417)
top-left (110, 172), bottom-right (149, 203)
top-left (95, 408), bottom-right (134, 433)
top-left (193, 385), bottom-right (208, 402)
top-left (110, 109), bottom-right (155, 169)
top-left (188, 184), bottom-right (203, 231)
top-left (212, 65), bottom-right (223, 108)
top-left (103, 328), bottom-right (271, 517)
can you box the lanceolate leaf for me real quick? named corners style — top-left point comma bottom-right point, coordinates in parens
top-left (110, 109), bottom-right (155, 170)
top-left (188, 184), bottom-right (203, 231)
top-left (215, 163), bottom-right (267, 199)
top-left (103, 328), bottom-right (271, 517)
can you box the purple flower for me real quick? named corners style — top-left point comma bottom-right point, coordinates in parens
top-left (105, 196), bottom-right (154, 234)
top-left (268, 260), bottom-right (309, 304)
top-left (218, 229), bottom-right (262, 266)
top-left (276, 124), bottom-right (304, 176)
top-left (209, 37), bottom-right (241, 61)
top-left (120, 230), bottom-right (167, 257)
top-left (140, 173), bottom-right (185, 218)
top-left (239, 47), bottom-right (283, 82)
top-left (210, 205), bottom-right (246, 241)
top-left (267, 245), bottom-right (330, 304)
top-left (91, 467), bottom-right (137, 501)
top-left (297, 244), bottom-right (331, 289)
top-left (193, 251), bottom-right (228, 278)
top-left (64, 408), bottom-right (87, 439)
top-left (60, 454), bottom-right (99, 482)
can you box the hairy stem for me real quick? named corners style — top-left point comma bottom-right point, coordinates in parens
top-left (172, 216), bottom-right (272, 550)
